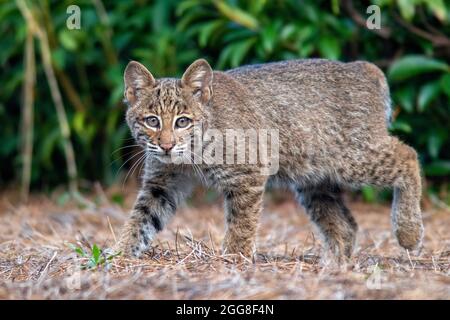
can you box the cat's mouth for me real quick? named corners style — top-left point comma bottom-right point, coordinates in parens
top-left (146, 144), bottom-right (187, 163)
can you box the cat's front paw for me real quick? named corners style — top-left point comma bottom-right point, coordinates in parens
top-left (111, 238), bottom-right (135, 259)
top-left (222, 236), bottom-right (255, 260)
top-left (114, 222), bottom-right (153, 258)
top-left (113, 237), bottom-right (150, 259)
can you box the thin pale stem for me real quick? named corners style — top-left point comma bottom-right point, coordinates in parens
top-left (20, 27), bottom-right (36, 203)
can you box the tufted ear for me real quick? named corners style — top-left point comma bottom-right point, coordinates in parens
top-left (181, 59), bottom-right (213, 104)
top-left (123, 61), bottom-right (155, 105)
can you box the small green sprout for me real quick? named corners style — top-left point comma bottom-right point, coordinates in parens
top-left (68, 243), bottom-right (121, 270)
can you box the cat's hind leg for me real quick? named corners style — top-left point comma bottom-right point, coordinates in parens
top-left (341, 136), bottom-right (423, 251)
top-left (390, 143), bottom-right (423, 250)
top-left (294, 183), bottom-right (358, 259)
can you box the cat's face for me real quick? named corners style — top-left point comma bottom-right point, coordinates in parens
top-left (123, 59), bottom-right (213, 163)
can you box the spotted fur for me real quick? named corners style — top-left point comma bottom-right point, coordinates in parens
top-left (114, 59), bottom-right (424, 259)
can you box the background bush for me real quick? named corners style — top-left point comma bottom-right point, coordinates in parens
top-left (1, 0), bottom-right (449, 202)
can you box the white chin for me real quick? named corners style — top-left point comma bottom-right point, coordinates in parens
top-left (156, 154), bottom-right (184, 164)
top-left (156, 154), bottom-right (172, 164)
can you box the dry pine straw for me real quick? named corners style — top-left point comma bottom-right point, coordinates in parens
top-left (0, 188), bottom-right (449, 300)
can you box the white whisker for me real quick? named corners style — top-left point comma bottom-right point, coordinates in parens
top-left (115, 149), bottom-right (145, 179)
top-left (111, 144), bottom-right (140, 155)
top-left (122, 151), bottom-right (148, 189)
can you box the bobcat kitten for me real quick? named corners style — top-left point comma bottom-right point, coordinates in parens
top-left (115, 58), bottom-right (424, 259)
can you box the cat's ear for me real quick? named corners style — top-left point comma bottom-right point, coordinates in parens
top-left (181, 59), bottom-right (213, 104)
top-left (124, 61), bottom-right (155, 105)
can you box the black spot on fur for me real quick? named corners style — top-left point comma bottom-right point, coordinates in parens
top-left (150, 186), bottom-right (176, 211)
top-left (151, 215), bottom-right (162, 232)
top-left (224, 189), bottom-right (246, 201)
top-left (301, 191), bottom-right (336, 210)
top-left (311, 193), bottom-right (337, 204)
top-left (140, 229), bottom-right (149, 245)
top-left (224, 190), bottom-right (234, 200)
top-left (227, 207), bottom-right (239, 223)
top-left (150, 186), bottom-right (165, 198)
top-left (135, 204), bottom-right (150, 215)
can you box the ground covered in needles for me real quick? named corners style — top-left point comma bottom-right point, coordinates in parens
top-left (0, 186), bottom-right (449, 299)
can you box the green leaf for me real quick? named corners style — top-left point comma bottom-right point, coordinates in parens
top-left (73, 112), bottom-right (85, 135)
top-left (214, 0), bottom-right (259, 30)
top-left (51, 48), bottom-right (66, 70)
top-left (111, 193), bottom-right (125, 206)
top-left (389, 120), bottom-right (412, 133)
top-left (40, 128), bottom-right (61, 167)
top-left (230, 38), bottom-right (256, 67)
top-left (394, 86), bottom-right (415, 113)
top-left (58, 29), bottom-right (78, 51)
top-left (425, 0), bottom-right (447, 21)
top-left (388, 55), bottom-right (449, 82)
top-left (75, 247), bottom-right (85, 257)
top-left (67, 243), bottom-right (77, 250)
top-left (98, 257), bottom-right (106, 265)
top-left (248, 0), bottom-right (267, 15)
top-left (87, 259), bottom-right (97, 269)
top-left (427, 134), bottom-right (443, 159)
top-left (261, 22), bottom-right (280, 55)
top-left (56, 192), bottom-right (71, 206)
top-left (107, 251), bottom-right (122, 260)
top-left (318, 36), bottom-right (340, 60)
top-left (67, 243), bottom-right (85, 257)
top-left (91, 244), bottom-right (101, 263)
top-left (280, 24), bottom-right (297, 41)
top-left (219, 38), bottom-right (256, 68)
top-left (397, 0), bottom-right (415, 20)
top-left (417, 81), bottom-right (441, 112)
top-left (361, 186), bottom-right (377, 203)
top-left (424, 161), bottom-right (450, 176)
top-left (198, 21), bottom-right (223, 47)
top-left (427, 129), bottom-right (447, 159)
top-left (331, 0), bottom-right (340, 15)
top-left (440, 73), bottom-right (450, 97)
top-left (222, 28), bottom-right (255, 43)
top-left (298, 43), bottom-right (314, 58)
top-left (176, 0), bottom-right (203, 16)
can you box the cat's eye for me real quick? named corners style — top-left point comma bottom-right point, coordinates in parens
top-left (144, 116), bottom-right (160, 129)
top-left (175, 117), bottom-right (192, 129)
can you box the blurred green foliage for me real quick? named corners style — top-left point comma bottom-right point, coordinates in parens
top-left (0, 0), bottom-right (449, 198)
